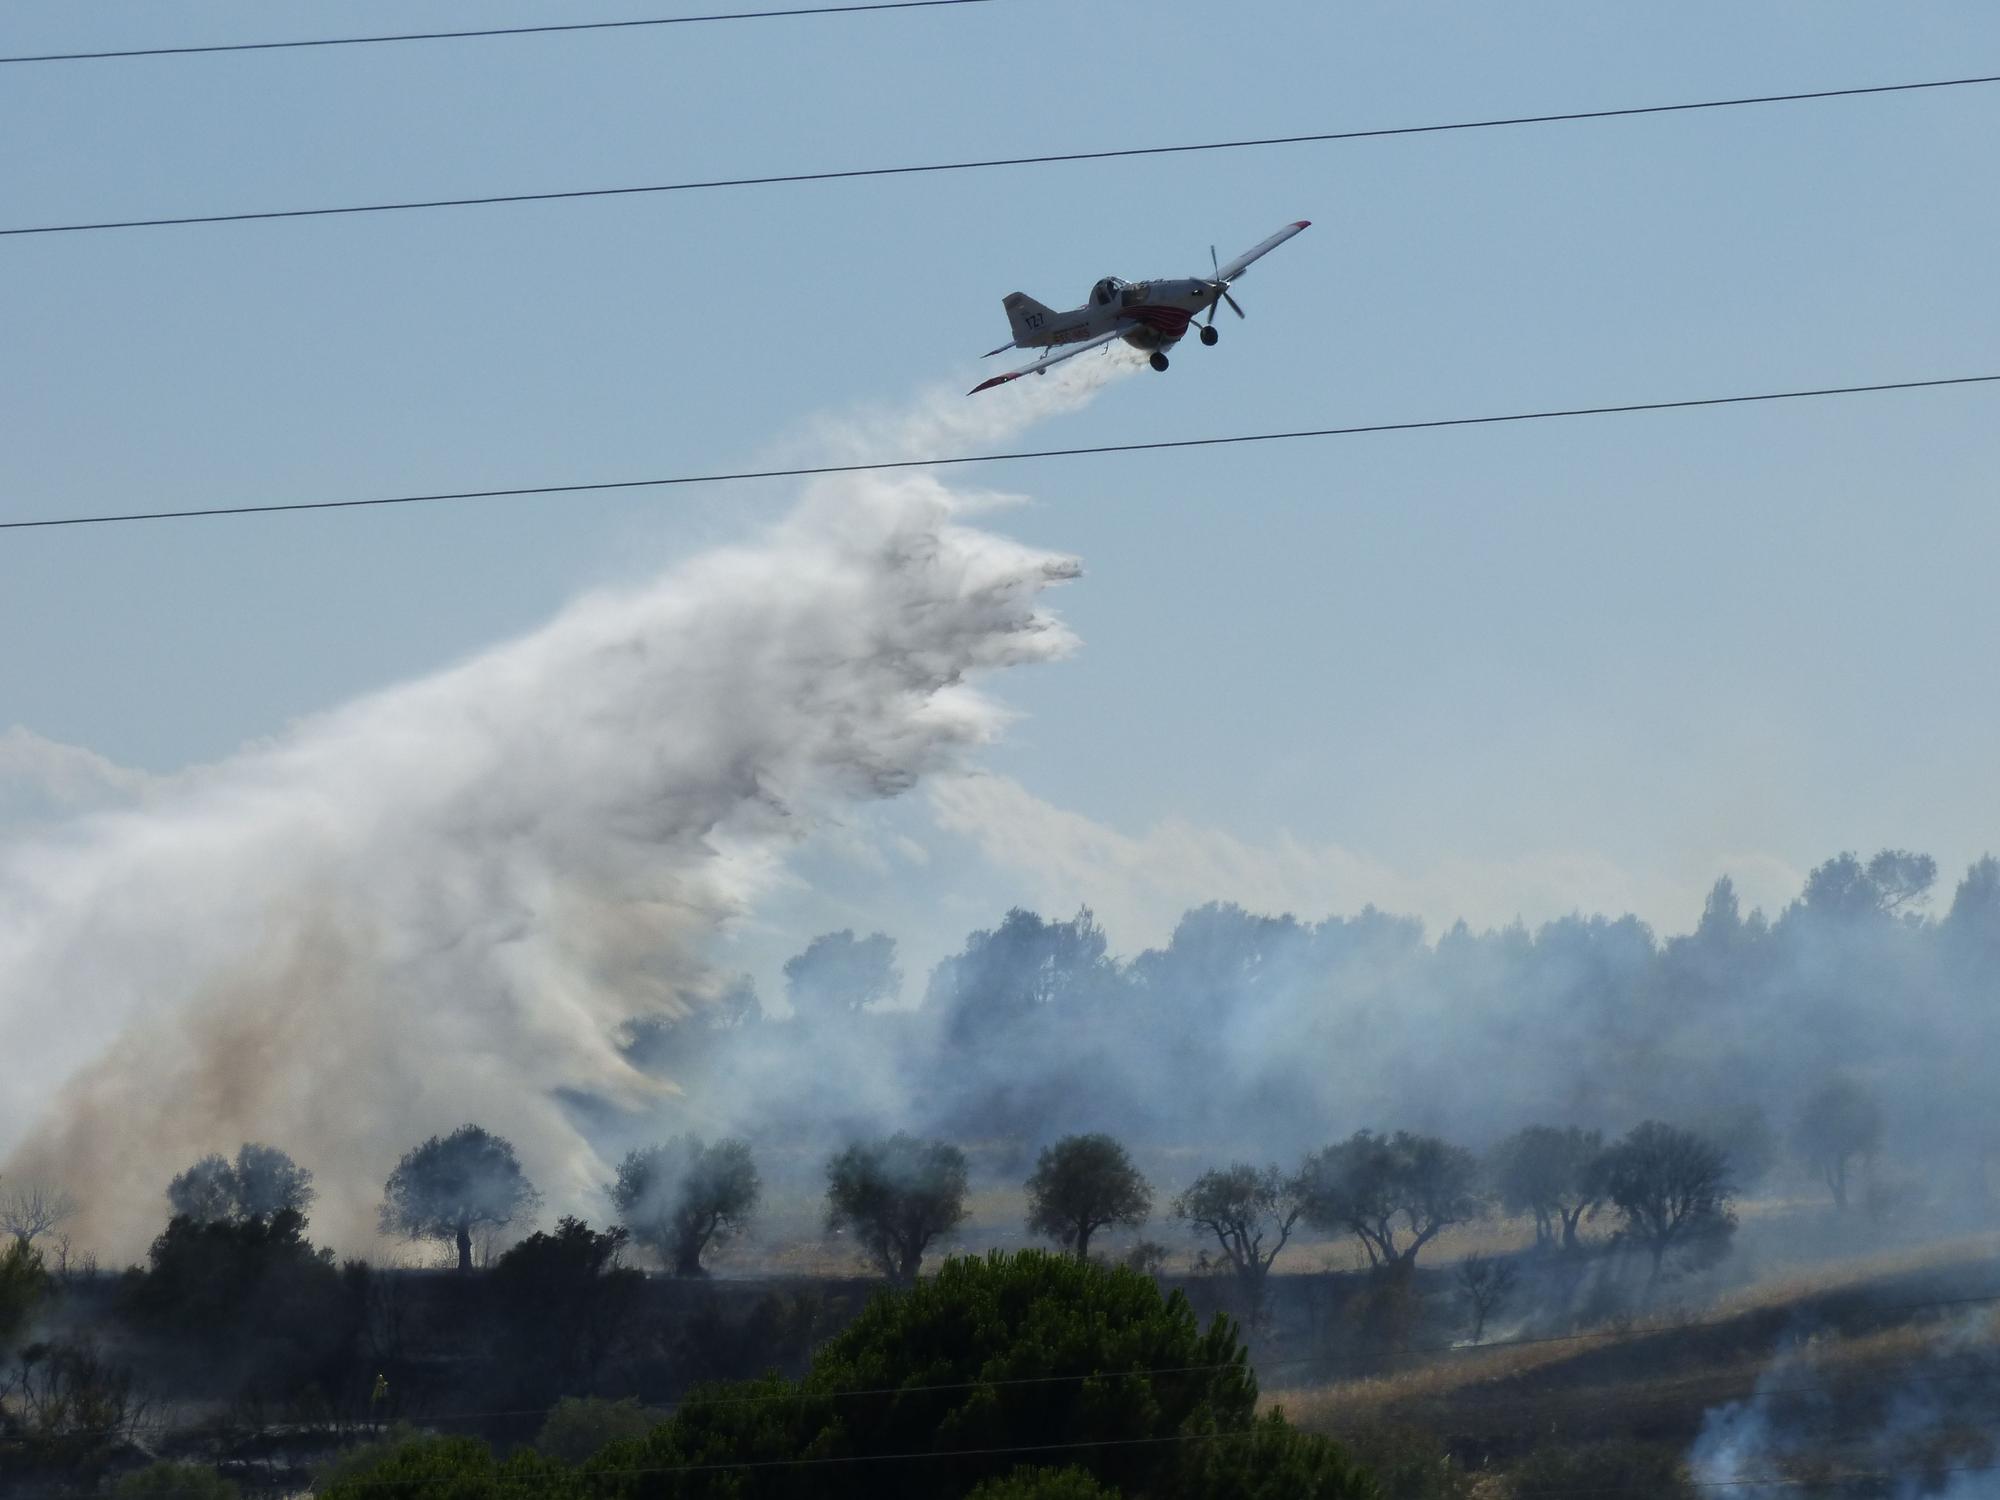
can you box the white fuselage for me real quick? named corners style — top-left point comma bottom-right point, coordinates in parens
top-left (1020, 276), bottom-right (1217, 354)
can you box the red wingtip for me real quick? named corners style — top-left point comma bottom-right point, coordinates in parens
top-left (969, 373), bottom-right (1016, 395)
top-left (1294, 219), bottom-right (1311, 229)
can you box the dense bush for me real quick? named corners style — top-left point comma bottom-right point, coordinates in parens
top-left (536, 1396), bottom-right (659, 1465)
top-left (0, 1239), bottom-right (49, 1350)
top-left (118, 1207), bottom-right (360, 1399)
top-left (491, 1218), bottom-right (645, 1406)
top-left (1336, 1423), bottom-right (1479, 1500)
top-left (1506, 1438), bottom-right (1695, 1500)
top-left (964, 1467), bottom-right (1120, 1500)
top-left (580, 1248), bottom-right (1371, 1499)
top-left (318, 1434), bottom-right (579, 1500)
top-left (0, 1339), bottom-right (143, 1482)
top-left (222, 1250), bottom-right (1381, 1500)
top-left (1169, 1409), bottom-right (1380, 1500)
top-left (112, 1460), bottom-right (240, 1499)
top-left (121, 1209), bottom-right (342, 1340)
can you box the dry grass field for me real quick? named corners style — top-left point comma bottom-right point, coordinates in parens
top-left (1264, 1229), bottom-right (2000, 1494)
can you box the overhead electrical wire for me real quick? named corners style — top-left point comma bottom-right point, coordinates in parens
top-left (101, 1432), bottom-right (2000, 1494)
top-left (0, 0), bottom-right (1010, 65)
top-left (103, 1278), bottom-right (2000, 1434)
top-left (3, 73), bottom-right (1995, 238)
top-left (6, 373), bottom-right (1996, 532)
top-left (120, 1346), bottom-right (2000, 1435)
top-left (107, 1278), bottom-right (2000, 1430)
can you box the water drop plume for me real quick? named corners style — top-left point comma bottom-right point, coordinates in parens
top-left (0, 358), bottom-right (1131, 1259)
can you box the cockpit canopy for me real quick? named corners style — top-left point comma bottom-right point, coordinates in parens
top-left (1090, 276), bottom-right (1126, 306)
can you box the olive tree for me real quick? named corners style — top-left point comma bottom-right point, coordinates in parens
top-left (166, 1144), bottom-right (314, 1226)
top-left (1024, 1134), bottom-right (1152, 1260)
top-left (824, 1133), bottom-right (968, 1282)
top-left (1792, 1077), bottom-right (1884, 1212)
top-left (165, 1155), bottom-right (237, 1224)
top-left (1298, 1130), bottom-right (1485, 1269)
top-left (783, 930), bottom-right (901, 1016)
top-left (1455, 1253), bottom-right (1519, 1343)
top-left (1597, 1121), bottom-right (1734, 1290)
top-left (1488, 1125), bottom-right (1605, 1250)
top-left (1170, 1163), bottom-right (1303, 1311)
top-left (610, 1136), bottom-right (760, 1276)
top-left (380, 1124), bottom-right (541, 1272)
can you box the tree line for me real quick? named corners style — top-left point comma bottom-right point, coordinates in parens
top-left (631, 848), bottom-right (2000, 1218)
top-left (0, 1058), bottom-right (1894, 1302)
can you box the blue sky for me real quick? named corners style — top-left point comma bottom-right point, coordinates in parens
top-left (6, 0), bottom-right (2000, 975)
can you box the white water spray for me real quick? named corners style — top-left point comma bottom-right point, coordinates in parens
top-left (0, 361), bottom-right (1133, 1259)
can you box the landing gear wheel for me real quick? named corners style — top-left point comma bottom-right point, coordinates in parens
top-left (1199, 325), bottom-right (1219, 347)
top-left (1149, 352), bottom-right (1170, 372)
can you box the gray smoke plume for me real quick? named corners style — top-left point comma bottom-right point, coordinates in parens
top-left (0, 356), bottom-right (1138, 1260)
top-left (1690, 1312), bottom-right (2000, 1499)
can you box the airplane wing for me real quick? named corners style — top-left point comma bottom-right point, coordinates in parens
top-left (1214, 219), bottom-right (1311, 284)
top-left (969, 328), bottom-right (1124, 394)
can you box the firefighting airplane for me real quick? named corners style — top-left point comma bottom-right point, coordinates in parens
top-left (969, 220), bottom-right (1311, 395)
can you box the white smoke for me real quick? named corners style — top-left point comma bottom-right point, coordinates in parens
top-left (1690, 1314), bottom-right (2000, 1499)
top-left (0, 358), bottom-right (1134, 1260)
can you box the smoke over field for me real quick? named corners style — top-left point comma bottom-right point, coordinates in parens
top-left (0, 359), bottom-right (1133, 1259)
top-left (5, 350), bottom-right (1999, 1288)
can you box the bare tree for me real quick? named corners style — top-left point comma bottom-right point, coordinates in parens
top-left (3, 1340), bottom-right (149, 1459)
top-left (1171, 1163), bottom-right (1303, 1314)
top-left (1024, 1134), bottom-right (1152, 1260)
top-left (0, 1180), bottom-right (79, 1249)
top-left (1597, 1121), bottom-right (1735, 1290)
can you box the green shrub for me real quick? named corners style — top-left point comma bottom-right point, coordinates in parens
top-left (317, 1434), bottom-right (580, 1500)
top-left (964, 1466), bottom-right (1121, 1499)
top-left (583, 1249), bottom-right (1371, 1500)
top-left (1508, 1438), bottom-right (1694, 1500)
top-left (537, 1396), bottom-right (661, 1465)
top-left (112, 1461), bottom-right (239, 1499)
top-left (1169, 1409), bottom-right (1379, 1500)
top-left (0, 1239), bottom-right (50, 1350)
top-left (310, 1253), bottom-right (1375, 1500)
top-left (1337, 1422), bottom-right (1476, 1500)
top-left (312, 1423), bottom-right (428, 1492)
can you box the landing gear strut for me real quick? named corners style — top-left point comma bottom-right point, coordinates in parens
top-left (1149, 352), bottom-right (1170, 372)
top-left (1199, 325), bottom-right (1219, 347)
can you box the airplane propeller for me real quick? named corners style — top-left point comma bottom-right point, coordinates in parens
top-left (1203, 243), bottom-right (1247, 326)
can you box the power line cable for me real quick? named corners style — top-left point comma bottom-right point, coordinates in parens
top-left (112, 1427), bottom-right (2000, 1493)
top-left (3, 73), bottom-right (1994, 238)
top-left (112, 1281), bottom-right (2000, 1431)
top-left (0, 0), bottom-right (1010, 65)
top-left (6, 373), bottom-right (1996, 532)
top-left (120, 1353), bottom-right (2000, 1435)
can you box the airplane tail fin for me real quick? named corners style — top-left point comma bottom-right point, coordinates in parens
top-left (1002, 291), bottom-right (1057, 346)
